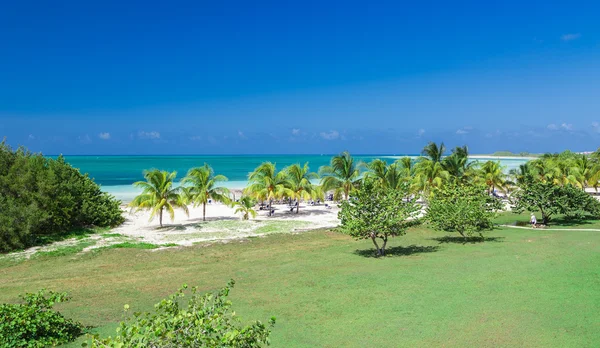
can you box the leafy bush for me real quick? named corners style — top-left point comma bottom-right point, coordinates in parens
top-left (0, 289), bottom-right (85, 347)
top-left (426, 184), bottom-right (501, 239)
top-left (0, 141), bottom-right (124, 252)
top-left (90, 280), bottom-right (275, 347)
top-left (513, 181), bottom-right (600, 224)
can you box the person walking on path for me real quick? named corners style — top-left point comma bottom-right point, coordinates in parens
top-left (530, 213), bottom-right (537, 228)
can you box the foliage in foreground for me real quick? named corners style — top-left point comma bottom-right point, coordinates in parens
top-left (0, 141), bottom-right (124, 253)
top-left (0, 289), bottom-right (84, 347)
top-left (513, 181), bottom-right (600, 224)
top-left (338, 180), bottom-right (420, 256)
top-left (426, 184), bottom-right (501, 238)
top-left (90, 280), bottom-right (275, 347)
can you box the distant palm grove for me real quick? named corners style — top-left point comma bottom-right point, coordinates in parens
top-left (129, 141), bottom-right (600, 227)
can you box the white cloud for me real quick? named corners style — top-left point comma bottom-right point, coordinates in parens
top-left (237, 131), bottom-right (247, 139)
top-left (417, 129), bottom-right (425, 137)
top-left (98, 132), bottom-right (111, 140)
top-left (291, 128), bottom-right (301, 135)
top-left (560, 123), bottom-right (573, 131)
top-left (320, 130), bottom-right (340, 140)
top-left (561, 33), bottom-right (581, 41)
top-left (456, 129), bottom-right (468, 135)
top-left (78, 134), bottom-right (92, 144)
top-left (28, 134), bottom-right (35, 140)
top-left (547, 123), bottom-right (558, 130)
top-left (138, 130), bottom-right (160, 139)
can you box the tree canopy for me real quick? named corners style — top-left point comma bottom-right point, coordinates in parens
top-left (129, 169), bottom-right (189, 227)
top-left (426, 184), bottom-right (501, 239)
top-left (338, 180), bottom-right (420, 256)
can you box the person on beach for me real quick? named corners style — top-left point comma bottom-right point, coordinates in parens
top-left (530, 213), bottom-right (537, 228)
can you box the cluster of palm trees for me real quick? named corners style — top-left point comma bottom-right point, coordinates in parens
top-left (509, 150), bottom-right (600, 190)
top-left (129, 144), bottom-right (600, 226)
top-left (129, 164), bottom-right (232, 227)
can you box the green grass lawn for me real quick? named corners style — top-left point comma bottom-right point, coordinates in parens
top-left (1, 222), bottom-right (600, 347)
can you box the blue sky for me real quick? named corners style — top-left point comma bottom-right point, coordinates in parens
top-left (1, 1), bottom-right (600, 155)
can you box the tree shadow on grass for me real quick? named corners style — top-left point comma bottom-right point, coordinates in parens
top-left (431, 236), bottom-right (505, 244)
top-left (353, 245), bottom-right (440, 258)
top-left (548, 216), bottom-right (599, 227)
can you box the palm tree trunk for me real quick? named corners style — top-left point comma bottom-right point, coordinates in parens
top-left (203, 202), bottom-right (206, 221)
top-left (159, 208), bottom-right (163, 227)
top-left (296, 202), bottom-right (299, 214)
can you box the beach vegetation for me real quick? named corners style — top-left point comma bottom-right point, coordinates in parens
top-left (182, 164), bottom-right (231, 221)
top-left (245, 162), bottom-right (292, 215)
top-left (89, 280), bottom-right (275, 347)
top-left (0, 141), bottom-right (124, 253)
top-left (319, 151), bottom-right (361, 200)
top-left (283, 162), bottom-right (318, 213)
top-left (232, 196), bottom-right (258, 220)
top-left (129, 169), bottom-right (189, 227)
top-left (338, 179), bottom-right (420, 256)
top-left (0, 289), bottom-right (85, 347)
top-left (478, 160), bottom-right (508, 194)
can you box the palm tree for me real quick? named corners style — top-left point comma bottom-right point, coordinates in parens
top-left (310, 185), bottom-right (325, 202)
top-left (319, 151), bottom-right (361, 200)
top-left (422, 142), bottom-right (446, 163)
top-left (182, 164), bottom-right (231, 221)
top-left (232, 196), bottom-right (257, 220)
top-left (480, 161), bottom-right (507, 194)
top-left (508, 163), bottom-right (533, 186)
top-left (442, 145), bottom-right (475, 182)
top-left (284, 162), bottom-right (318, 213)
top-left (129, 169), bottom-right (189, 227)
top-left (412, 159), bottom-right (449, 196)
top-left (364, 159), bottom-right (389, 188)
top-left (384, 162), bottom-right (407, 190)
top-left (245, 162), bottom-right (291, 215)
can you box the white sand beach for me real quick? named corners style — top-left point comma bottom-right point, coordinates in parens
top-left (112, 202), bottom-right (341, 246)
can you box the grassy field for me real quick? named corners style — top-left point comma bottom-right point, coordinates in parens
top-left (1, 219), bottom-right (600, 347)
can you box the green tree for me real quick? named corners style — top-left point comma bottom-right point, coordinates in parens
top-left (91, 280), bottom-right (275, 347)
top-left (245, 162), bottom-right (291, 216)
top-left (479, 160), bottom-right (507, 194)
top-left (413, 159), bottom-right (450, 197)
top-left (338, 180), bottom-right (420, 256)
top-left (513, 181), bottom-right (600, 224)
top-left (426, 184), bottom-right (501, 239)
top-left (443, 145), bottom-right (476, 183)
top-left (284, 162), bottom-right (318, 213)
top-left (129, 170), bottom-right (189, 227)
top-left (421, 141), bottom-right (446, 163)
top-left (232, 196), bottom-right (258, 220)
top-left (320, 151), bottom-right (361, 200)
top-left (182, 164), bottom-right (231, 221)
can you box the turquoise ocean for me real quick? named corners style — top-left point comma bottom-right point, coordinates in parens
top-left (61, 155), bottom-right (531, 203)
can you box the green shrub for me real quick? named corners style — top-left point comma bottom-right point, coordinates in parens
top-left (90, 280), bottom-right (275, 347)
top-left (426, 183), bottom-right (502, 239)
top-left (513, 181), bottom-right (600, 224)
top-left (0, 289), bottom-right (85, 347)
top-left (0, 141), bottom-right (124, 252)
